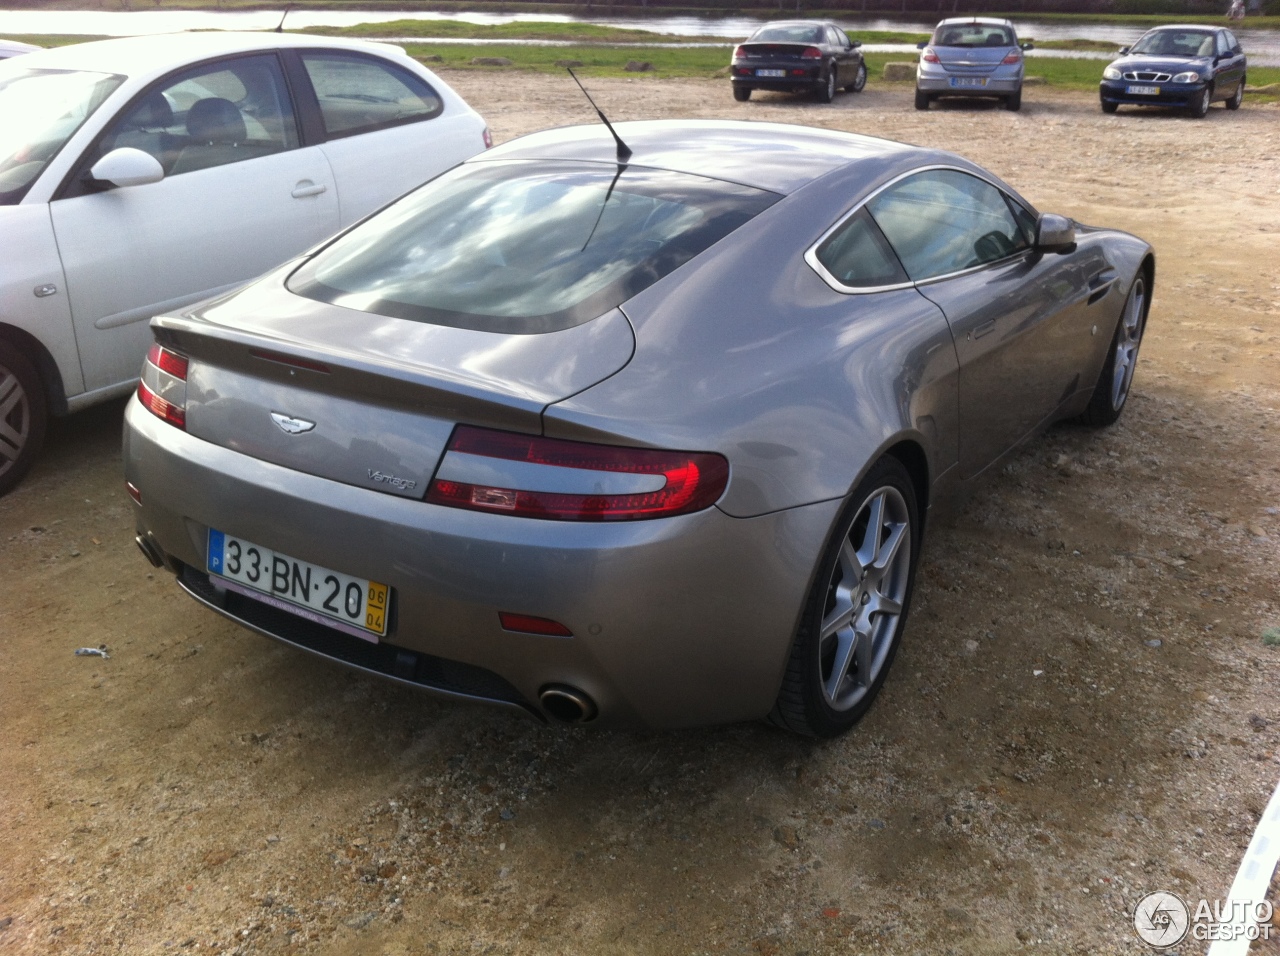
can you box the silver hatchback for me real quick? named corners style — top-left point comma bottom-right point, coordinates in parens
top-left (916, 17), bottom-right (1034, 111)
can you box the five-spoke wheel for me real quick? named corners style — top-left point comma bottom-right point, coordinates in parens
top-left (1081, 275), bottom-right (1148, 428)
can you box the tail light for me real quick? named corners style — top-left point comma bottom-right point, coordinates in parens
top-left (733, 45), bottom-right (746, 58)
top-left (801, 47), bottom-right (823, 59)
top-left (1002, 51), bottom-right (1022, 64)
top-left (922, 48), bottom-right (940, 63)
top-left (427, 425), bottom-right (729, 521)
top-left (137, 342), bottom-right (188, 429)
top-left (482, 126), bottom-right (493, 149)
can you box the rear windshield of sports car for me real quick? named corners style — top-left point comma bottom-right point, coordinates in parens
top-left (288, 160), bottom-right (779, 334)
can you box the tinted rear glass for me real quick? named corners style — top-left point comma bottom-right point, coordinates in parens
top-left (931, 24), bottom-right (1015, 47)
top-left (289, 160), bottom-right (778, 333)
top-left (749, 25), bottom-right (825, 44)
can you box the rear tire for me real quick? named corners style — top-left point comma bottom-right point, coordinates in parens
top-left (914, 88), bottom-right (930, 110)
top-left (768, 456), bottom-right (920, 738)
top-left (848, 62), bottom-right (867, 93)
top-left (1079, 275), bottom-right (1148, 428)
top-left (817, 69), bottom-right (836, 104)
top-left (0, 340), bottom-right (48, 498)
top-left (1101, 99), bottom-right (1118, 114)
top-left (1005, 88), bottom-right (1022, 111)
top-left (1226, 77), bottom-right (1244, 110)
top-left (733, 85), bottom-right (751, 102)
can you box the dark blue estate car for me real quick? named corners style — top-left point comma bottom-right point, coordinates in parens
top-left (1100, 25), bottom-right (1246, 117)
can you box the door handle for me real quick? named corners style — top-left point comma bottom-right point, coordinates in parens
top-left (291, 181), bottom-right (328, 199)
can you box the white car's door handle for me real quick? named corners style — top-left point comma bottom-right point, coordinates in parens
top-left (291, 182), bottom-right (328, 199)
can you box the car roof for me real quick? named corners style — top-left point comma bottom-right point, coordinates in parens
top-left (6, 31), bottom-right (408, 79)
top-left (935, 17), bottom-right (1015, 28)
top-left (1142, 23), bottom-right (1217, 33)
top-left (475, 120), bottom-right (922, 195)
top-left (752, 19), bottom-right (840, 28)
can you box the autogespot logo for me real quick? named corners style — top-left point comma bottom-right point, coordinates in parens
top-left (1134, 891), bottom-right (1190, 949)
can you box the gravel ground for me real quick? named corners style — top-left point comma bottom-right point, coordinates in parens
top-left (1, 76), bottom-right (1278, 956)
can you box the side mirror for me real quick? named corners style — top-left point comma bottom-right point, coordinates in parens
top-left (1035, 213), bottom-right (1076, 253)
top-left (851, 40), bottom-right (862, 48)
top-left (917, 40), bottom-right (928, 49)
top-left (1020, 41), bottom-right (1035, 51)
top-left (87, 147), bottom-right (164, 189)
top-left (1118, 46), bottom-right (1131, 55)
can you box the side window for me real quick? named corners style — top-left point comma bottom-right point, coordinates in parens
top-left (866, 169), bottom-right (1030, 282)
top-left (828, 27), bottom-right (848, 48)
top-left (1224, 30), bottom-right (1242, 53)
top-left (300, 53), bottom-right (443, 139)
top-left (93, 54), bottom-right (297, 178)
top-left (814, 207), bottom-right (908, 289)
top-left (1216, 32), bottom-right (1231, 56)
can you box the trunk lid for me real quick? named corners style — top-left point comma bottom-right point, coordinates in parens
top-left (935, 45), bottom-right (1012, 74)
top-left (152, 268), bottom-right (635, 499)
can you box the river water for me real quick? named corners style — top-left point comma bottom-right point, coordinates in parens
top-left (2, 9), bottom-right (1277, 65)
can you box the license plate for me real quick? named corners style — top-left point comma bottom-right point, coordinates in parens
top-left (207, 529), bottom-right (389, 642)
top-left (756, 69), bottom-right (786, 77)
top-left (949, 77), bottom-right (988, 88)
top-left (1126, 84), bottom-right (1160, 95)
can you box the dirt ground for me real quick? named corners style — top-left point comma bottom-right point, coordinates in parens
top-left (2, 75), bottom-right (1279, 956)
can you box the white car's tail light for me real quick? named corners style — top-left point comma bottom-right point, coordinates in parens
top-left (922, 48), bottom-right (940, 63)
top-left (427, 425), bottom-right (729, 521)
top-left (137, 342), bottom-right (188, 429)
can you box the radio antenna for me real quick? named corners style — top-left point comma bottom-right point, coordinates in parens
top-left (566, 67), bottom-right (631, 164)
top-left (274, 4), bottom-right (294, 32)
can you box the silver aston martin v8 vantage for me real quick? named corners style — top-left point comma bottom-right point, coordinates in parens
top-left (123, 120), bottom-right (1153, 737)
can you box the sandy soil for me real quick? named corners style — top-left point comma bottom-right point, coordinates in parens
top-left (2, 75), bottom-right (1279, 956)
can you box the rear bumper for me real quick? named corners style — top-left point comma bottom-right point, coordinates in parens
top-left (1099, 79), bottom-right (1206, 108)
top-left (731, 62), bottom-right (824, 92)
top-left (916, 75), bottom-right (1022, 96)
top-left (124, 397), bottom-right (840, 729)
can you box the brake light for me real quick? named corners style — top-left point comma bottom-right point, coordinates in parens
top-left (801, 46), bottom-right (823, 59)
top-left (147, 342), bottom-right (188, 379)
top-left (427, 425), bottom-right (729, 521)
top-left (922, 48), bottom-right (940, 63)
top-left (483, 126), bottom-right (493, 149)
top-left (733, 45), bottom-right (746, 58)
top-left (1002, 51), bottom-right (1022, 64)
top-left (499, 612), bottom-right (573, 637)
top-left (137, 380), bottom-right (186, 428)
top-left (138, 343), bottom-right (188, 429)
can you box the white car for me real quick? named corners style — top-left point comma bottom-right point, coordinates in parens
top-left (0, 39), bottom-right (42, 60)
top-left (0, 32), bottom-right (489, 495)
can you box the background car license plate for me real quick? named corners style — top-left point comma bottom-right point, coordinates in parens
top-left (207, 529), bottom-right (388, 641)
top-left (949, 77), bottom-right (987, 88)
top-left (1126, 85), bottom-right (1160, 95)
top-left (756, 69), bottom-right (786, 77)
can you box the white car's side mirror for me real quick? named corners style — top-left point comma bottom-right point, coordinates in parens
top-left (89, 147), bottom-right (164, 189)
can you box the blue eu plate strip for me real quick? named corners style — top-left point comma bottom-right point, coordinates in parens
top-left (207, 528), bottom-right (225, 574)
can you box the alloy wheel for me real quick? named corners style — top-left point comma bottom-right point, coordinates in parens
top-left (1110, 278), bottom-right (1146, 410)
top-left (0, 364), bottom-right (31, 481)
top-left (817, 485), bottom-right (912, 712)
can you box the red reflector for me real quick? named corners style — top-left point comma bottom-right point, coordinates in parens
top-left (801, 46), bottom-right (822, 59)
top-left (427, 426), bottom-right (729, 522)
top-left (125, 481), bottom-right (142, 505)
top-left (249, 349), bottom-right (331, 374)
top-left (499, 612), bottom-right (573, 637)
top-left (483, 126), bottom-right (493, 149)
top-left (791, 69), bottom-right (806, 76)
top-left (137, 380), bottom-right (185, 429)
top-left (146, 342), bottom-right (188, 380)
top-left (1002, 52), bottom-right (1021, 64)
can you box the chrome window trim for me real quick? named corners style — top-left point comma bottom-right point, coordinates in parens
top-left (805, 163), bottom-right (1036, 296)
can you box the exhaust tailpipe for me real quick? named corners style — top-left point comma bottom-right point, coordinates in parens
top-left (134, 533), bottom-right (164, 568)
top-left (539, 684), bottom-right (598, 723)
